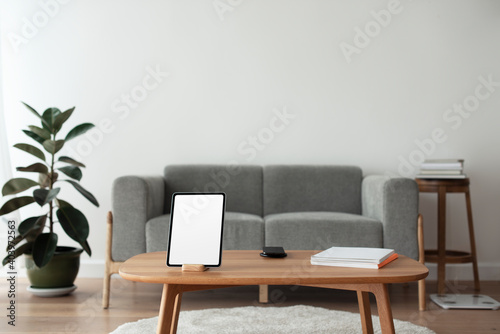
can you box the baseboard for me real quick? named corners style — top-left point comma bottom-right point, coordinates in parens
top-left (2, 260), bottom-right (499, 280)
top-left (0, 259), bottom-right (105, 278)
top-left (77, 259), bottom-right (106, 277)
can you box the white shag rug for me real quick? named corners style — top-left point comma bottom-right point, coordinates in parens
top-left (110, 305), bottom-right (435, 334)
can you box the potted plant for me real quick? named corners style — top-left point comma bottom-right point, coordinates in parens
top-left (1, 102), bottom-right (99, 295)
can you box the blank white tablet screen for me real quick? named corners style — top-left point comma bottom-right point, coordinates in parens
top-left (167, 193), bottom-right (225, 266)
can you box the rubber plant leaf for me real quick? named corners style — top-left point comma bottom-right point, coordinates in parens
top-left (41, 107), bottom-right (61, 133)
top-left (2, 178), bottom-right (39, 196)
top-left (56, 206), bottom-right (91, 255)
top-left (16, 163), bottom-right (49, 174)
top-left (22, 129), bottom-right (46, 145)
top-left (0, 196), bottom-right (35, 215)
top-left (62, 180), bottom-right (99, 207)
top-left (42, 139), bottom-right (65, 155)
top-left (21, 102), bottom-right (50, 129)
top-left (32, 233), bottom-right (58, 268)
top-left (18, 215), bottom-right (47, 235)
top-left (53, 107), bottom-right (75, 133)
top-left (65, 123), bottom-right (94, 141)
top-left (58, 156), bottom-right (85, 168)
top-left (13, 143), bottom-right (46, 162)
top-left (2, 242), bottom-right (33, 267)
top-left (6, 216), bottom-right (45, 250)
top-left (33, 188), bottom-right (61, 207)
top-left (55, 198), bottom-right (73, 208)
top-left (27, 125), bottom-right (51, 140)
top-left (57, 166), bottom-right (82, 181)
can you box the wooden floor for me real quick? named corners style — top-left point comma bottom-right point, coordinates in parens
top-left (1, 278), bottom-right (499, 333)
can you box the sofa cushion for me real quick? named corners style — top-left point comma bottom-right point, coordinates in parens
top-left (264, 212), bottom-right (383, 250)
top-left (221, 212), bottom-right (264, 250)
top-left (164, 165), bottom-right (263, 216)
top-left (145, 212), bottom-right (264, 253)
top-left (263, 165), bottom-right (363, 216)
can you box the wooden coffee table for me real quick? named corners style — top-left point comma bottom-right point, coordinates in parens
top-left (119, 250), bottom-right (428, 334)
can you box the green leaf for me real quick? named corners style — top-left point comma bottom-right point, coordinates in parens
top-left (57, 206), bottom-right (89, 242)
top-left (7, 215), bottom-right (45, 250)
top-left (2, 178), bottom-right (39, 196)
top-left (57, 166), bottom-right (82, 181)
top-left (21, 102), bottom-right (50, 129)
top-left (57, 207), bottom-right (91, 256)
top-left (65, 123), bottom-right (94, 141)
top-left (53, 107), bottom-right (75, 133)
top-left (42, 139), bottom-right (65, 154)
top-left (58, 156), bottom-right (85, 168)
top-left (23, 129), bottom-right (46, 145)
top-left (55, 198), bottom-right (73, 208)
top-left (16, 163), bottom-right (49, 174)
top-left (24, 216), bottom-right (47, 243)
top-left (28, 125), bottom-right (51, 140)
top-left (62, 180), bottom-right (99, 207)
top-left (33, 233), bottom-right (58, 268)
top-left (14, 143), bottom-right (46, 162)
top-left (81, 239), bottom-right (92, 256)
top-left (19, 215), bottom-right (47, 236)
top-left (0, 196), bottom-right (35, 215)
top-left (33, 188), bottom-right (61, 207)
top-left (41, 107), bottom-right (61, 133)
top-left (2, 242), bottom-right (33, 267)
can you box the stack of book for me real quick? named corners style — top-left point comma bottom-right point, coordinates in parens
top-left (310, 246), bottom-right (398, 269)
top-left (416, 159), bottom-right (466, 179)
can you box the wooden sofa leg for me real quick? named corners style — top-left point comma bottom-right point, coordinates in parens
top-left (102, 211), bottom-right (123, 309)
top-left (259, 285), bottom-right (269, 303)
top-left (417, 214), bottom-right (426, 311)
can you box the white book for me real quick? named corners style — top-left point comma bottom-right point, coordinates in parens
top-left (311, 246), bottom-right (395, 264)
top-left (419, 170), bottom-right (462, 175)
top-left (310, 254), bottom-right (398, 269)
top-left (420, 159), bottom-right (464, 170)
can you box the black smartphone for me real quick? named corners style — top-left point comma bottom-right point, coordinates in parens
top-left (260, 246), bottom-right (287, 258)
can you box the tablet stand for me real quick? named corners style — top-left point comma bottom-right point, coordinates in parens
top-left (182, 264), bottom-right (209, 272)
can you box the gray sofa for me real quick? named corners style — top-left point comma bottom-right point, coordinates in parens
top-left (111, 165), bottom-right (419, 261)
top-left (103, 164), bottom-right (423, 309)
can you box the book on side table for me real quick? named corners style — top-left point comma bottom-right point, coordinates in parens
top-left (311, 246), bottom-right (398, 269)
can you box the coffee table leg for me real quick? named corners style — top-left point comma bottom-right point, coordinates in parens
top-left (357, 290), bottom-right (374, 334)
top-left (371, 284), bottom-right (395, 334)
top-left (157, 284), bottom-right (183, 334)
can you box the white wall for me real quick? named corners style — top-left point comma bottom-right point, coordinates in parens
top-left (1, 0), bottom-right (499, 280)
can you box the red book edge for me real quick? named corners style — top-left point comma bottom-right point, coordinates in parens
top-left (378, 253), bottom-right (399, 268)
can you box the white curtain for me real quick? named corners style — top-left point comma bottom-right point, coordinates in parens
top-left (0, 33), bottom-right (12, 207)
top-left (0, 97), bottom-right (11, 201)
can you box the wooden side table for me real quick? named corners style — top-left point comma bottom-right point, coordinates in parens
top-left (416, 178), bottom-right (480, 294)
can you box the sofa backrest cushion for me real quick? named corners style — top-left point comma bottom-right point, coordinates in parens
top-left (164, 165), bottom-right (263, 216)
top-left (263, 165), bottom-right (362, 216)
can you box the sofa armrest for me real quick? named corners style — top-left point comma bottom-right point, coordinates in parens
top-left (111, 175), bottom-right (165, 261)
top-left (361, 175), bottom-right (419, 260)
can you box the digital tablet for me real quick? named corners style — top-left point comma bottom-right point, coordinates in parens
top-left (166, 192), bottom-right (225, 267)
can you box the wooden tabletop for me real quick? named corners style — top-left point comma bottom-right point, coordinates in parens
top-left (119, 250), bottom-right (428, 286)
